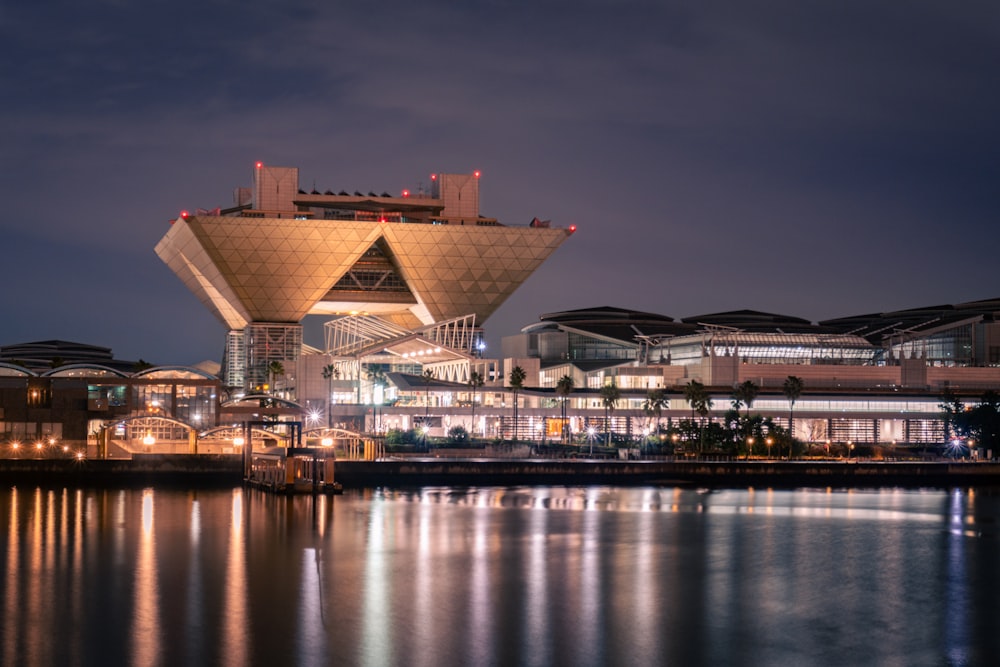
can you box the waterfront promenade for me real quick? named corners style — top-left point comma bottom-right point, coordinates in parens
top-left (1, 455), bottom-right (999, 489)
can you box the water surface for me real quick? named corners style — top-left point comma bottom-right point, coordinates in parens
top-left (2, 484), bottom-right (997, 666)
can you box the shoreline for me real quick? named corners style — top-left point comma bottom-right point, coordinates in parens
top-left (1, 456), bottom-right (1000, 489)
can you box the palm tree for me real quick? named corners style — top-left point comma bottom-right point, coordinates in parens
top-left (468, 370), bottom-right (484, 438)
top-left (321, 363), bottom-right (340, 428)
top-left (733, 380), bottom-right (760, 457)
top-left (684, 380), bottom-right (712, 453)
top-left (508, 365), bottom-right (526, 442)
top-left (782, 376), bottom-right (804, 459)
top-left (422, 369), bottom-right (434, 444)
top-left (643, 388), bottom-right (667, 452)
top-left (599, 381), bottom-right (621, 446)
top-left (555, 374), bottom-right (575, 443)
top-left (367, 366), bottom-right (388, 433)
top-left (267, 360), bottom-right (285, 396)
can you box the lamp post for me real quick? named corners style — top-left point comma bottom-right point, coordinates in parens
top-left (587, 426), bottom-right (596, 456)
top-left (746, 436), bottom-right (754, 460)
top-left (766, 436), bottom-right (773, 460)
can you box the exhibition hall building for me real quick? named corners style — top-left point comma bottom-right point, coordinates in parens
top-left (2, 164), bottom-right (999, 456)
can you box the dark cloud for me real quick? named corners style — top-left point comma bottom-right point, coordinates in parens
top-left (2, 0), bottom-right (999, 362)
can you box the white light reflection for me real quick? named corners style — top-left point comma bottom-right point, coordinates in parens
top-left (185, 497), bottom-right (203, 662)
top-left (298, 548), bottom-right (325, 665)
top-left (131, 489), bottom-right (161, 667)
top-left (525, 501), bottom-right (552, 665)
top-left (223, 489), bottom-right (248, 667)
top-left (574, 488), bottom-right (604, 665)
top-left (467, 502), bottom-right (492, 665)
top-left (361, 497), bottom-right (391, 666)
top-left (414, 488), bottom-right (434, 666)
top-left (944, 489), bottom-right (970, 665)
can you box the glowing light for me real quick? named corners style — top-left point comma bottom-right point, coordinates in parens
top-left (473, 170), bottom-right (481, 178)
top-left (233, 436), bottom-right (245, 448)
top-left (180, 210), bottom-right (189, 219)
top-left (321, 437), bottom-right (333, 447)
top-left (255, 161), bottom-right (263, 168)
top-left (142, 432), bottom-right (155, 447)
top-left (569, 224), bottom-right (577, 233)
top-left (402, 189), bottom-right (410, 197)
top-left (430, 174), bottom-right (437, 181)
top-left (35, 441), bottom-right (43, 450)
top-left (11, 441), bottom-right (20, 450)
top-left (76, 452), bottom-right (84, 460)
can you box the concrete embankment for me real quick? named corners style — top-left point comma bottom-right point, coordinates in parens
top-left (0, 454), bottom-right (243, 486)
top-left (334, 459), bottom-right (1000, 489)
top-left (2, 456), bottom-right (1000, 489)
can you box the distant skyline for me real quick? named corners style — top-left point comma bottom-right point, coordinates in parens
top-left (3, 1), bottom-right (999, 365)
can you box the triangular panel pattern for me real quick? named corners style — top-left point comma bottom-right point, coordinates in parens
top-left (156, 217), bottom-right (571, 327)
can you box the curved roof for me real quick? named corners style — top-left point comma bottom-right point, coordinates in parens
top-left (535, 306), bottom-right (693, 342)
top-left (0, 362), bottom-right (34, 377)
top-left (135, 366), bottom-right (217, 380)
top-left (43, 364), bottom-right (128, 378)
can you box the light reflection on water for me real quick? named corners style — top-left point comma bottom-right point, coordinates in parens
top-left (1, 484), bottom-right (998, 666)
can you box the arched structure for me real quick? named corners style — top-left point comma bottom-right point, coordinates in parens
top-left (99, 415), bottom-right (198, 457)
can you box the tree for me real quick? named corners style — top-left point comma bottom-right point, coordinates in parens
top-left (783, 376), bottom-right (804, 459)
top-left (599, 381), bottom-right (621, 446)
top-left (555, 374), bottom-right (576, 444)
top-left (733, 380), bottom-right (760, 458)
top-left (322, 363), bottom-right (340, 428)
top-left (267, 360), bottom-right (285, 395)
top-left (367, 366), bottom-right (388, 433)
top-left (421, 369), bottom-right (435, 446)
top-left (734, 380), bottom-right (759, 423)
top-left (131, 358), bottom-right (152, 373)
top-left (684, 380), bottom-right (712, 453)
top-left (508, 365), bottom-right (526, 441)
top-left (643, 388), bottom-right (667, 453)
top-left (468, 370), bottom-right (484, 438)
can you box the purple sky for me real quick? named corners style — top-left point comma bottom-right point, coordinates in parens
top-left (3, 1), bottom-right (999, 365)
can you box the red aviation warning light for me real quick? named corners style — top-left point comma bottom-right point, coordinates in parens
top-left (180, 210), bottom-right (190, 219)
top-left (255, 161), bottom-right (263, 169)
top-left (473, 170), bottom-right (481, 178)
top-left (402, 189), bottom-right (410, 197)
top-left (430, 173), bottom-right (437, 181)
top-left (569, 224), bottom-right (577, 233)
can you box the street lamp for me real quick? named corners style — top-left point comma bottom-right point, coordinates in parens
top-left (766, 436), bottom-right (773, 459)
top-left (746, 436), bottom-right (754, 460)
top-left (587, 426), bottom-right (596, 456)
top-left (142, 432), bottom-right (155, 451)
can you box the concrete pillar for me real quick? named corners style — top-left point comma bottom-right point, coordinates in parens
top-left (188, 430), bottom-right (198, 454)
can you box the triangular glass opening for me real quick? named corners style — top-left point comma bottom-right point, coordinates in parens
top-left (324, 237), bottom-right (416, 303)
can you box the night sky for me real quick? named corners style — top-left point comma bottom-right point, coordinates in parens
top-left (3, 1), bottom-right (999, 365)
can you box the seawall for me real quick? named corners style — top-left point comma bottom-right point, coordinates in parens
top-left (333, 459), bottom-right (1000, 489)
top-left (2, 456), bottom-right (999, 489)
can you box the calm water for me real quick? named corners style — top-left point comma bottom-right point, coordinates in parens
top-left (1, 483), bottom-right (998, 667)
